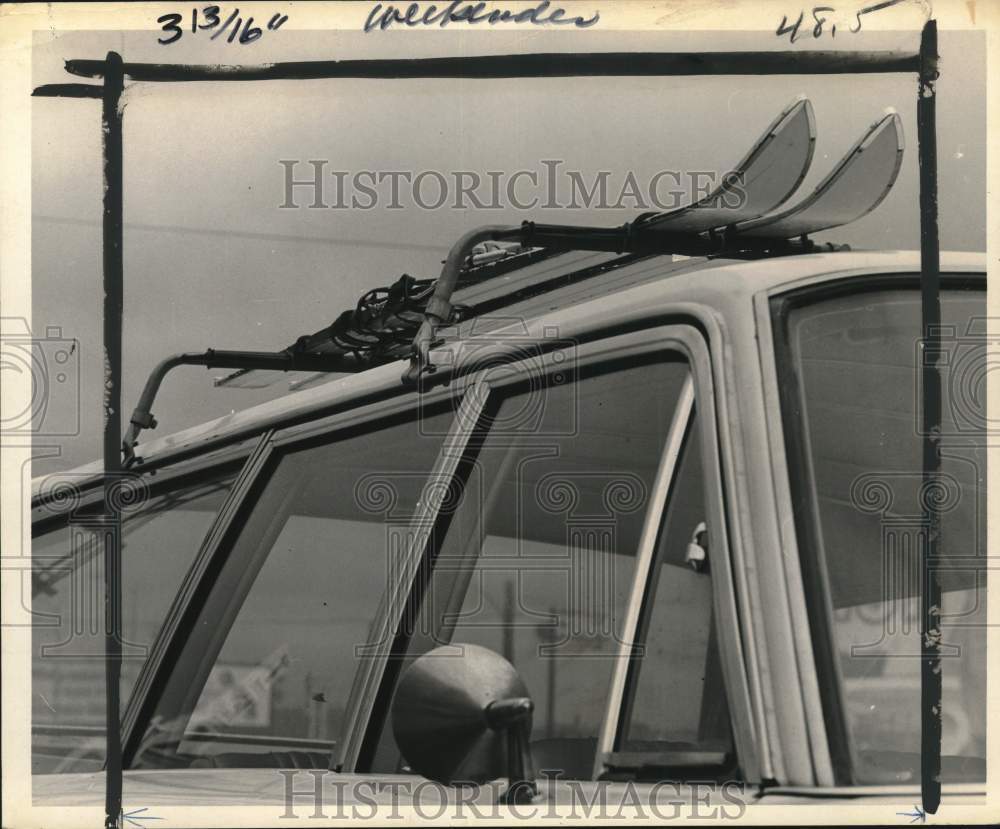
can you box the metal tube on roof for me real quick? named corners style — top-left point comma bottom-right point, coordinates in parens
top-left (404, 224), bottom-right (521, 385)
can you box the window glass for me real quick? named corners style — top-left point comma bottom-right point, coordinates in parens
top-left (618, 420), bottom-right (734, 763)
top-left (373, 355), bottom-right (690, 779)
top-left (134, 407), bottom-right (453, 770)
top-left (777, 284), bottom-right (986, 783)
top-left (31, 469), bottom-right (237, 773)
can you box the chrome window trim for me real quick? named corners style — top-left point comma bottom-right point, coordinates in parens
top-left (336, 378), bottom-right (491, 772)
top-left (267, 377), bottom-right (466, 449)
top-left (120, 429), bottom-right (277, 765)
top-left (686, 303), bottom-right (772, 785)
top-left (593, 372), bottom-right (694, 774)
top-left (30, 438), bottom-right (258, 526)
top-left (754, 286), bottom-right (835, 787)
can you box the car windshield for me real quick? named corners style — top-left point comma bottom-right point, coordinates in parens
top-left (31, 469), bottom-right (238, 773)
top-left (773, 280), bottom-right (986, 784)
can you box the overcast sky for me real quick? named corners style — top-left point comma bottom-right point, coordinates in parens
top-left (30, 26), bottom-right (985, 475)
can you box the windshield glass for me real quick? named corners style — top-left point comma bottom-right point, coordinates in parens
top-left (773, 280), bottom-right (986, 784)
top-left (31, 468), bottom-right (238, 773)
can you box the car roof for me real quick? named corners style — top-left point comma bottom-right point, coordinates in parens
top-left (32, 248), bottom-right (985, 497)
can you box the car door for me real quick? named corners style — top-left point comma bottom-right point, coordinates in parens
top-left (351, 324), bottom-right (759, 809)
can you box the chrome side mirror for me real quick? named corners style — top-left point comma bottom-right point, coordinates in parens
top-left (391, 643), bottom-right (539, 803)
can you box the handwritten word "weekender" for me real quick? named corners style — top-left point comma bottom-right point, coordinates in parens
top-left (364, 1), bottom-right (600, 32)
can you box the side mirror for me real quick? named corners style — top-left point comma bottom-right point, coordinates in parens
top-left (391, 643), bottom-right (539, 803)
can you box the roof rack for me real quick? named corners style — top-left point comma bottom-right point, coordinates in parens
top-left (126, 92), bottom-right (909, 442)
top-left (120, 220), bottom-right (843, 460)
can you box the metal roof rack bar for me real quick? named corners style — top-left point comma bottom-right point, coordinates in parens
top-left (402, 220), bottom-right (833, 383)
top-left (121, 349), bottom-right (364, 465)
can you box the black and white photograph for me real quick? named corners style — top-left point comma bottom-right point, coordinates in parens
top-left (0, 1), bottom-right (996, 825)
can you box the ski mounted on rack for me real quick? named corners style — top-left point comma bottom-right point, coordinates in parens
top-left (637, 95), bottom-right (816, 234)
top-left (122, 94), bottom-right (905, 459)
top-left (735, 109), bottom-right (904, 238)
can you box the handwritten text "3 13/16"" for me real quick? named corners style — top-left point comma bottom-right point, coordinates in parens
top-left (157, 7), bottom-right (289, 45)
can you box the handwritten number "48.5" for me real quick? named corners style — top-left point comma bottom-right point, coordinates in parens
top-left (776, 0), bottom-right (904, 42)
top-left (157, 7), bottom-right (289, 45)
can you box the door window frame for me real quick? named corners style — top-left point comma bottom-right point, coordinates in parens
top-left (349, 324), bottom-right (759, 782)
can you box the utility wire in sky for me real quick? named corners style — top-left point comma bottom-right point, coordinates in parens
top-left (33, 214), bottom-right (447, 253)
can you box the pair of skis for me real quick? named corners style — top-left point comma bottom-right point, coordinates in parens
top-left (638, 94), bottom-right (904, 239)
top-left (213, 97), bottom-right (903, 393)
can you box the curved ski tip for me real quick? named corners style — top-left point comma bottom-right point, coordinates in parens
top-left (781, 94), bottom-right (812, 118)
top-left (764, 96), bottom-right (816, 145)
top-left (780, 95), bottom-right (816, 139)
top-left (886, 109), bottom-right (904, 151)
top-left (789, 95), bottom-right (812, 115)
top-left (859, 109), bottom-right (904, 152)
top-left (802, 98), bottom-right (817, 138)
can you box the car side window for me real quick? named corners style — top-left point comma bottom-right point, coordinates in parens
top-left (615, 418), bottom-right (735, 769)
top-left (31, 468), bottom-right (238, 774)
top-left (133, 407), bottom-right (454, 770)
top-left (369, 353), bottom-right (704, 779)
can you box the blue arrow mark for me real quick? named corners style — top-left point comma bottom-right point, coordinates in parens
top-left (122, 807), bottom-right (165, 827)
top-left (896, 805), bottom-right (926, 824)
